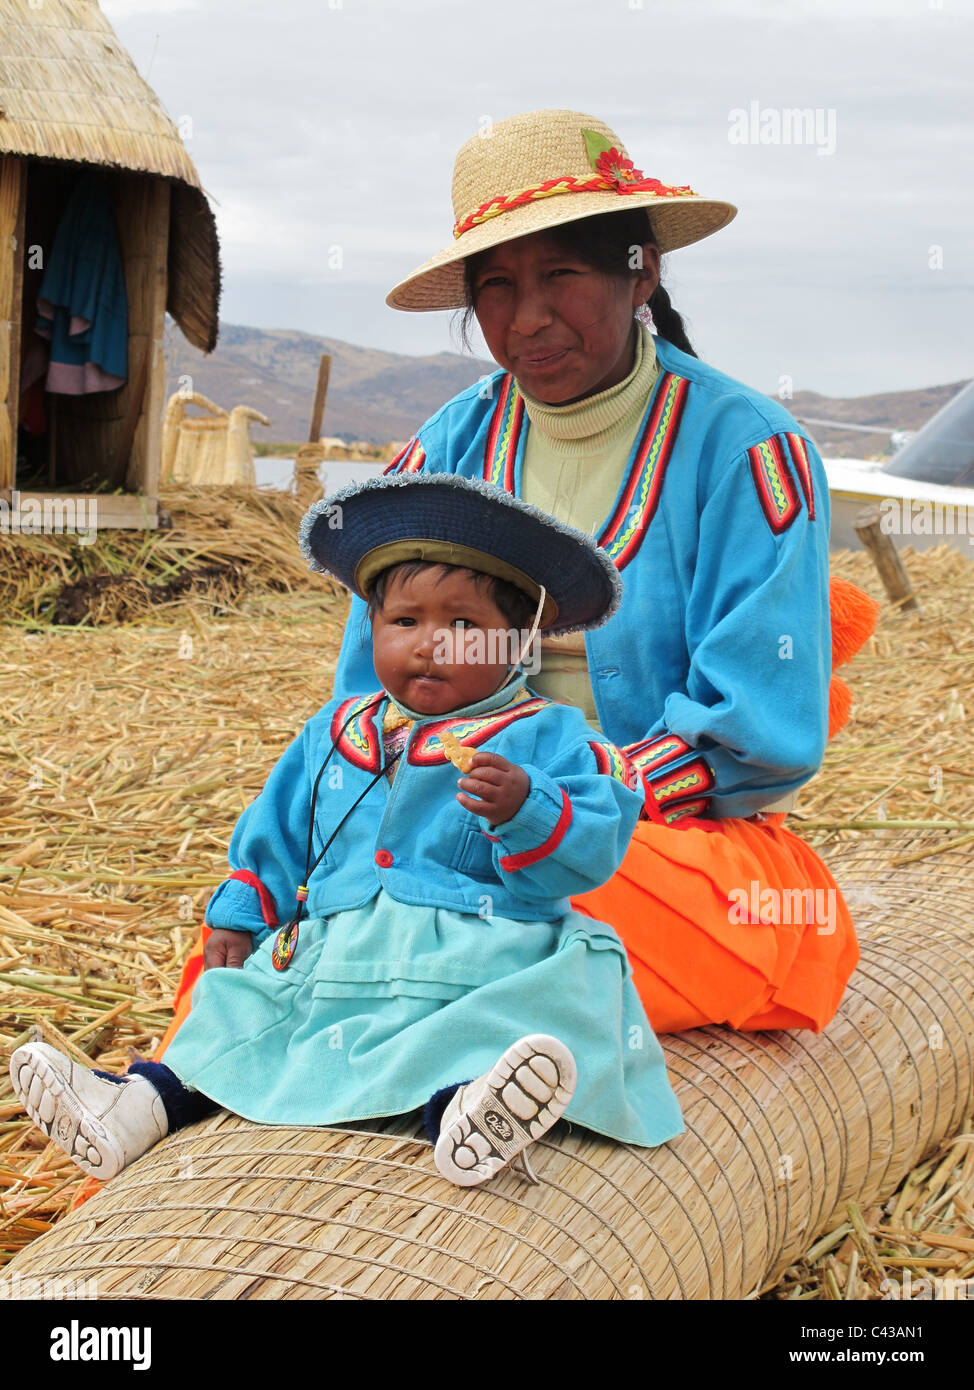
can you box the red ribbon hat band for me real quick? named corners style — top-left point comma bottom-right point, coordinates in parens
top-left (453, 129), bottom-right (698, 240)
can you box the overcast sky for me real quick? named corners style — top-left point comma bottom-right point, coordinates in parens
top-left (102, 0), bottom-right (973, 398)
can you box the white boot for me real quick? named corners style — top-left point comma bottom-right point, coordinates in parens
top-left (433, 1034), bottom-right (577, 1188)
top-left (9, 1042), bottom-right (169, 1181)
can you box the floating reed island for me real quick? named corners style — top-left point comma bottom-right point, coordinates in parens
top-left (0, 521), bottom-right (972, 1298)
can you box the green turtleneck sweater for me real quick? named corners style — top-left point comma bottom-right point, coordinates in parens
top-left (519, 323), bottom-right (659, 730)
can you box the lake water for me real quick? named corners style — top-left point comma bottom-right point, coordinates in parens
top-left (255, 457), bottom-right (386, 493)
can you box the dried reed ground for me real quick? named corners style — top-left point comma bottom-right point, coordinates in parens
top-left (1, 487), bottom-right (973, 1298)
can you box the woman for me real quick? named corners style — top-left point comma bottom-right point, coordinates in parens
top-left (329, 107), bottom-right (872, 1035)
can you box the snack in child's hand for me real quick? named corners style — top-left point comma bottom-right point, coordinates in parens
top-left (440, 728), bottom-right (476, 774)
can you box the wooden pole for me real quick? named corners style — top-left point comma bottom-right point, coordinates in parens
top-left (111, 343), bottom-right (151, 490)
top-left (127, 178), bottom-right (170, 499)
top-left (308, 353), bottom-right (331, 443)
top-left (47, 395), bottom-right (57, 485)
top-left (854, 507), bottom-right (922, 614)
top-left (0, 157), bottom-right (27, 492)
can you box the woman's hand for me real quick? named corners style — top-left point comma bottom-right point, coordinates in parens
top-left (204, 928), bottom-right (253, 970)
top-left (456, 751), bottom-right (530, 827)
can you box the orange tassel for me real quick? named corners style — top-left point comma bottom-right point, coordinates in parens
top-left (824, 579), bottom-right (879, 743)
top-left (829, 576), bottom-right (880, 668)
top-left (827, 673), bottom-right (853, 740)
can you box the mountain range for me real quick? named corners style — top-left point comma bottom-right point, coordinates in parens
top-left (163, 321), bottom-right (969, 458)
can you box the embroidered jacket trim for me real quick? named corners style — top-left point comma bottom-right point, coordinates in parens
top-left (663, 798), bottom-right (711, 826)
top-left (783, 431), bottom-right (816, 520)
top-left (597, 372), bottom-right (689, 570)
top-left (623, 733), bottom-right (716, 824)
top-left (499, 788), bottom-right (573, 871)
top-left (408, 696), bottom-right (551, 766)
top-left (624, 732), bottom-right (694, 776)
top-left (589, 739), bottom-right (641, 793)
top-left (331, 694), bottom-right (384, 772)
top-left (481, 369), bottom-right (689, 573)
top-left (482, 373), bottom-right (523, 492)
top-left (384, 437), bottom-right (427, 475)
top-left (648, 755), bottom-right (716, 809)
top-left (747, 434), bottom-right (802, 534)
top-left (227, 868), bottom-right (279, 929)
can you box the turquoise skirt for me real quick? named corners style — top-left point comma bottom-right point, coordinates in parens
top-left (162, 890), bottom-right (685, 1148)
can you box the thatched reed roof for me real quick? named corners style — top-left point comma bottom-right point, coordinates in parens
top-left (0, 0), bottom-right (220, 352)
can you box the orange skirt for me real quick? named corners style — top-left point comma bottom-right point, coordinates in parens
top-left (155, 934), bottom-right (211, 1060)
top-left (571, 812), bottom-right (859, 1035)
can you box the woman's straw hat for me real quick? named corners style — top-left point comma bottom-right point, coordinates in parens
top-left (386, 108), bottom-right (737, 312)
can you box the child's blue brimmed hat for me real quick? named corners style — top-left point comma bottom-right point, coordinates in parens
top-left (298, 472), bottom-right (622, 636)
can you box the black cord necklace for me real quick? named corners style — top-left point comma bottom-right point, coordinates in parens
top-left (269, 667), bottom-right (523, 970)
top-left (271, 694), bottom-right (405, 970)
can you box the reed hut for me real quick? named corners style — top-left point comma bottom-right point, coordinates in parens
top-left (318, 436), bottom-right (352, 459)
top-left (0, 0), bottom-right (221, 529)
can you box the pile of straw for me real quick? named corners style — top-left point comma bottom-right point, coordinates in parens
top-left (766, 1154), bottom-right (974, 1301)
top-left (1, 482), bottom-right (340, 626)
top-left (786, 545), bottom-right (974, 853)
top-left (0, 535), bottom-right (972, 1296)
top-left (0, 582), bottom-right (346, 1265)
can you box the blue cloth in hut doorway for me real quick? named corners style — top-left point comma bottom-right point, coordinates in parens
top-left (35, 173), bottom-right (128, 395)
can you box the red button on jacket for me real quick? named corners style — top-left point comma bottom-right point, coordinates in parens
top-left (374, 849), bottom-right (394, 868)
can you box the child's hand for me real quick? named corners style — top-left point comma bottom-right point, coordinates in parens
top-left (204, 928), bottom-right (253, 970)
top-left (456, 751), bottom-right (530, 827)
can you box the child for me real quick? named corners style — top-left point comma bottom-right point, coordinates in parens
top-left (10, 474), bottom-right (684, 1188)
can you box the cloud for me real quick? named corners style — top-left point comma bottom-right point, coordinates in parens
top-left (100, 0), bottom-right (973, 394)
top-left (102, 0), bottom-right (198, 17)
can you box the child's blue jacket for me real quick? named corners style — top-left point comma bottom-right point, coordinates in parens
top-left (206, 678), bottom-right (644, 944)
top-left (332, 335), bottom-right (833, 824)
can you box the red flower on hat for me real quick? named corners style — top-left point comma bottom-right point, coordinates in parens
top-left (596, 150), bottom-right (693, 197)
top-left (583, 128), bottom-right (697, 199)
top-left (595, 146), bottom-right (643, 188)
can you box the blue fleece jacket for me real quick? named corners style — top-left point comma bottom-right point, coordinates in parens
top-left (332, 335), bottom-right (832, 823)
top-left (206, 677), bottom-right (643, 943)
